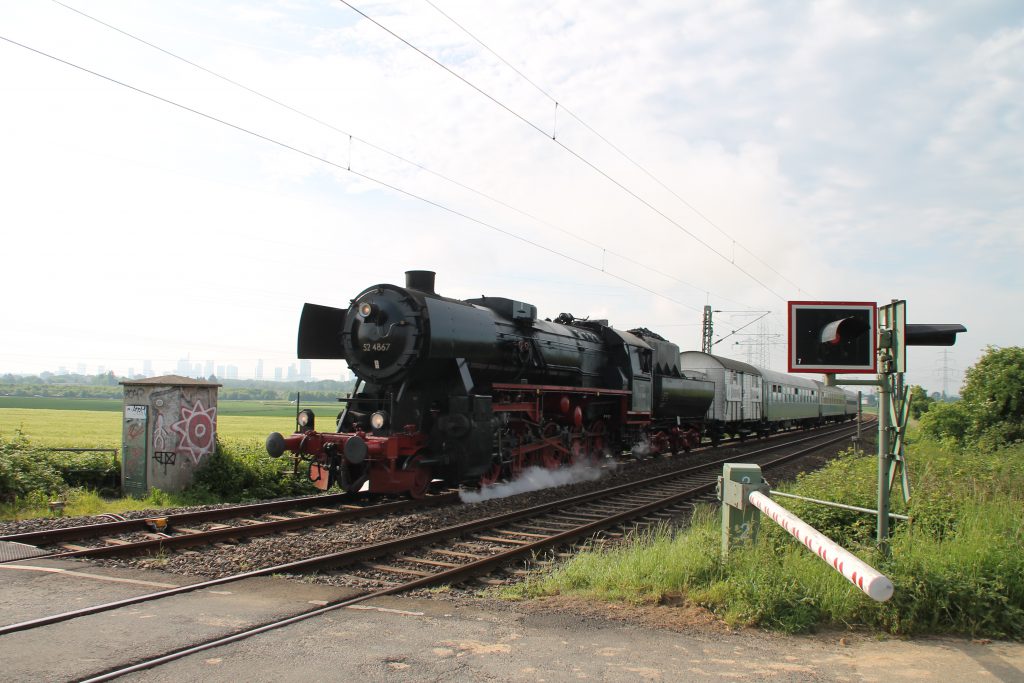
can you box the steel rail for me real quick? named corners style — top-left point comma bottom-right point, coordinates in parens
top-left (77, 425), bottom-right (859, 682)
top-left (0, 491), bottom-right (375, 546)
top-left (1, 419), bottom-right (867, 562)
top-left (1, 493), bottom-right (458, 563)
top-left (0, 422), bottom-right (861, 637)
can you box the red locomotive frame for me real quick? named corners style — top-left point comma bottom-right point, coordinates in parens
top-left (279, 381), bottom-right (703, 497)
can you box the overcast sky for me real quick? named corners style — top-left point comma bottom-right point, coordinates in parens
top-left (1, 0), bottom-right (1020, 392)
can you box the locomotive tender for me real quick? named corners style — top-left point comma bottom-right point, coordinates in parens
top-left (266, 271), bottom-right (858, 497)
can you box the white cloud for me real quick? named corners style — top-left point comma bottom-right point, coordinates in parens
top-left (0, 0), bottom-right (1020, 392)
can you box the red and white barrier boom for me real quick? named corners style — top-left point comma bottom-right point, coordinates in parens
top-left (719, 463), bottom-right (893, 603)
top-left (748, 490), bottom-right (894, 602)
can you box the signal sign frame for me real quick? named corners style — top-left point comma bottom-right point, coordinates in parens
top-left (878, 300), bottom-right (907, 373)
top-left (788, 301), bottom-right (877, 374)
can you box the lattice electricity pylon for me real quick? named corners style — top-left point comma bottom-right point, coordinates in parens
top-left (702, 305), bottom-right (714, 354)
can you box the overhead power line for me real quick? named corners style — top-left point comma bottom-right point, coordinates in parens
top-left (0, 33), bottom-right (704, 314)
top-left (423, 0), bottom-right (807, 297)
top-left (49, 0), bottom-right (756, 311)
top-left (338, 0), bottom-right (790, 302)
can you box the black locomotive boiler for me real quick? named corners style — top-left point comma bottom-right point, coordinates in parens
top-left (266, 270), bottom-right (714, 497)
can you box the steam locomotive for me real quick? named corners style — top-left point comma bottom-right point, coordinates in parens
top-left (266, 271), bottom-right (857, 497)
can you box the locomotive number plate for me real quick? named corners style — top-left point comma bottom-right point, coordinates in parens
top-left (362, 343), bottom-right (391, 352)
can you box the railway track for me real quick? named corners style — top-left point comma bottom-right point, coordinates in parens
top-left (0, 490), bottom-right (458, 564)
top-left (77, 421), bottom-right (863, 681)
top-left (0, 420), bottom-right (864, 566)
top-left (312, 421), bottom-right (869, 592)
top-left (1, 420), bottom-right (864, 668)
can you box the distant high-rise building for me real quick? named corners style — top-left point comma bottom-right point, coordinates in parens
top-left (274, 367), bottom-right (283, 381)
top-left (97, 365), bottom-right (105, 375)
top-left (217, 365), bottom-right (225, 378)
top-left (128, 367), bottom-right (135, 378)
top-left (300, 359), bottom-right (312, 380)
top-left (77, 363), bottom-right (87, 374)
top-left (255, 359), bottom-right (264, 381)
top-left (176, 358), bottom-right (191, 376)
top-left (226, 365), bottom-right (239, 379)
top-left (192, 363), bottom-right (202, 378)
top-left (143, 360), bottom-right (153, 377)
top-left (58, 366), bottom-right (68, 375)
top-left (287, 364), bottom-right (297, 380)
top-left (204, 360), bottom-right (215, 377)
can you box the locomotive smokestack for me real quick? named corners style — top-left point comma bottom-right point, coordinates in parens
top-left (405, 270), bottom-right (436, 294)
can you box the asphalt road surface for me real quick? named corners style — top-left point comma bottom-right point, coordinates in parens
top-left (1, 557), bottom-right (1021, 682)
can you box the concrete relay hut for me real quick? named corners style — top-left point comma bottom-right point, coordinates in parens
top-left (119, 375), bottom-right (221, 496)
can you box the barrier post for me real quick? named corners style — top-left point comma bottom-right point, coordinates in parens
top-left (719, 463), bottom-right (895, 603)
top-left (748, 490), bottom-right (894, 602)
top-left (718, 463), bottom-right (766, 555)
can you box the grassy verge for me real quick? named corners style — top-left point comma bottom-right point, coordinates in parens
top-left (504, 439), bottom-right (1024, 639)
top-left (9, 487), bottom-right (190, 519)
top-left (0, 403), bottom-right (320, 520)
top-left (0, 427), bottom-right (316, 521)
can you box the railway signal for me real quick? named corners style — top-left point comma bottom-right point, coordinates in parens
top-left (787, 301), bottom-right (877, 373)
top-left (786, 298), bottom-right (965, 556)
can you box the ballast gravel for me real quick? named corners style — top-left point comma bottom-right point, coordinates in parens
top-left (0, 429), bottom-right (866, 584)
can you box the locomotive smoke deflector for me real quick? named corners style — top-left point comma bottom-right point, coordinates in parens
top-left (297, 302), bottom-right (348, 359)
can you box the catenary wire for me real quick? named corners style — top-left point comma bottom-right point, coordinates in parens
top-left (0, 33), bottom-right (702, 315)
top-left (422, 0), bottom-right (807, 296)
top-left (338, 0), bottom-right (789, 302)
top-left (49, 0), bottom-right (755, 310)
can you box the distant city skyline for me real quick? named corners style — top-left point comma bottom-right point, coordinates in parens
top-left (6, 357), bottom-right (351, 383)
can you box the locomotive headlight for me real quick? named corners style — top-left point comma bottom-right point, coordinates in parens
top-left (297, 409), bottom-right (315, 432)
top-left (357, 302), bottom-right (376, 319)
top-left (370, 411), bottom-right (388, 431)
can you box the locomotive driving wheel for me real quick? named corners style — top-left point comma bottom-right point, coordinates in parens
top-left (587, 419), bottom-right (607, 461)
top-left (540, 422), bottom-right (565, 470)
top-left (479, 461), bottom-right (503, 487)
top-left (651, 430), bottom-right (671, 457)
top-left (682, 427), bottom-right (701, 452)
top-left (404, 455), bottom-right (432, 500)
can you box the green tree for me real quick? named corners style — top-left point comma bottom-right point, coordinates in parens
top-left (921, 346), bottom-right (1024, 447)
top-left (962, 346), bottom-right (1024, 427)
top-left (908, 385), bottom-right (935, 420)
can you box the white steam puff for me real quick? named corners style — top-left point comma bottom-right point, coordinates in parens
top-left (460, 462), bottom-right (607, 503)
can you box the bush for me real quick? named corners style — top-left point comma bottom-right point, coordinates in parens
top-left (186, 438), bottom-right (317, 502)
top-left (919, 401), bottom-right (972, 447)
top-left (772, 448), bottom-right (880, 547)
top-left (0, 431), bottom-right (65, 508)
top-left (869, 496), bottom-right (1024, 637)
top-left (54, 450), bottom-right (120, 493)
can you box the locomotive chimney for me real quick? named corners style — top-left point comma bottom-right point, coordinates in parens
top-left (405, 270), bottom-right (436, 294)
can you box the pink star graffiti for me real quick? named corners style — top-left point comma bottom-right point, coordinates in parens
top-left (171, 399), bottom-right (217, 464)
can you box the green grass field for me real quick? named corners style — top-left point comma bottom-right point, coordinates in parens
top-left (0, 404), bottom-right (324, 449)
top-left (0, 396), bottom-right (341, 417)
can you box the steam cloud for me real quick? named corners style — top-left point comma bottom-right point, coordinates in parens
top-left (460, 461), bottom-right (607, 503)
